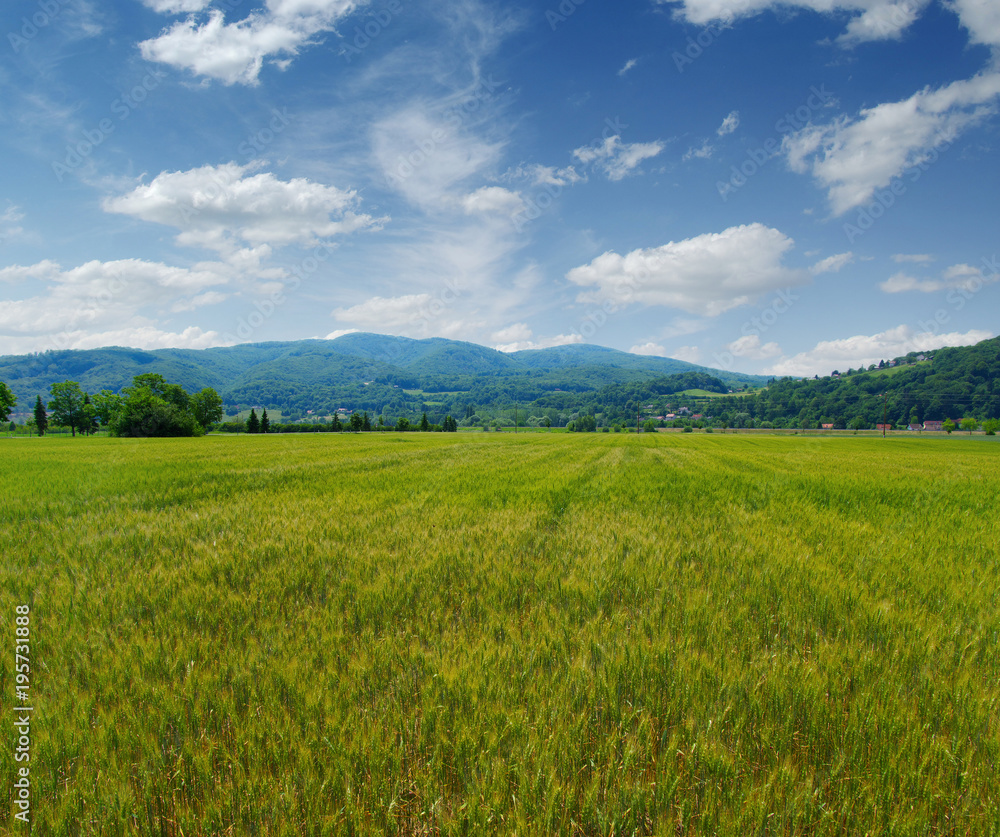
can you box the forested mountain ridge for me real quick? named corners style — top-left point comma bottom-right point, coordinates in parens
top-left (0, 334), bottom-right (763, 419)
top-left (708, 337), bottom-right (1000, 428)
top-left (4, 333), bottom-right (997, 429)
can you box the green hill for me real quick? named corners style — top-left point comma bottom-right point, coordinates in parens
top-left (0, 334), bottom-right (765, 420)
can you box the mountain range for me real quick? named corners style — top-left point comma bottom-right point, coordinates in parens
top-left (0, 333), bottom-right (764, 418)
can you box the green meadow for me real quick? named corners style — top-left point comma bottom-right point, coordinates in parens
top-left (2, 433), bottom-right (998, 835)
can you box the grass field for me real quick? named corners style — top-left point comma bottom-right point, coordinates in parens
top-left (2, 433), bottom-right (998, 835)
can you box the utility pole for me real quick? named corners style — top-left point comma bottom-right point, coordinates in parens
top-left (514, 401), bottom-right (518, 434)
top-left (882, 392), bottom-right (887, 438)
top-left (636, 403), bottom-right (640, 434)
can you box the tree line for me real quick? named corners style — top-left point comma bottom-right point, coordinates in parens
top-left (1, 374), bottom-right (223, 437)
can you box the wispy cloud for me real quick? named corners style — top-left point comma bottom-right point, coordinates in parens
top-left (717, 110), bottom-right (739, 136)
top-left (618, 58), bottom-right (639, 76)
top-left (572, 135), bottom-right (665, 180)
top-left (783, 72), bottom-right (1000, 215)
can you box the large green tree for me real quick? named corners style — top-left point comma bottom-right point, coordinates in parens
top-left (49, 381), bottom-right (86, 436)
top-left (92, 390), bottom-right (123, 428)
top-left (190, 388), bottom-right (224, 431)
top-left (110, 377), bottom-right (202, 437)
top-left (0, 381), bottom-right (16, 423)
top-left (247, 409), bottom-right (260, 434)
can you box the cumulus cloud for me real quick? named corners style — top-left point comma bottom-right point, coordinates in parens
top-left (0, 258), bottom-right (233, 354)
top-left (491, 322), bottom-right (533, 344)
top-left (948, 0), bottom-right (1000, 48)
top-left (727, 333), bottom-right (782, 359)
top-left (783, 73), bottom-right (1000, 215)
top-left (139, 0), bottom-right (361, 85)
top-left (629, 341), bottom-right (702, 362)
top-left (893, 252), bottom-right (934, 263)
top-left (671, 345), bottom-right (702, 363)
top-left (566, 223), bottom-right (808, 317)
top-left (764, 325), bottom-right (994, 377)
top-left (103, 163), bottom-right (380, 253)
top-left (572, 135), bottom-right (665, 180)
top-left (494, 332), bottom-right (582, 353)
top-left (629, 342), bottom-right (668, 357)
top-left (324, 328), bottom-right (361, 340)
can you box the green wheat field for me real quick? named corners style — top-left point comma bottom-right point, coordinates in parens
top-left (2, 433), bottom-right (998, 835)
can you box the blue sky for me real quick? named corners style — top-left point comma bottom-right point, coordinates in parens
top-left (1, 0), bottom-right (998, 376)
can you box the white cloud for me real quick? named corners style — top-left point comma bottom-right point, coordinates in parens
top-left (717, 110), bottom-right (740, 136)
top-left (783, 73), bottom-right (1000, 215)
top-left (660, 0), bottom-right (929, 45)
top-left (727, 333), bottom-right (782, 359)
top-left (671, 345), bottom-right (702, 363)
top-left (618, 58), bottom-right (639, 76)
top-left (629, 342), bottom-right (668, 357)
top-left (572, 135), bottom-right (665, 180)
top-left (491, 322), bottom-right (533, 343)
top-left (764, 325), bottom-right (994, 377)
top-left (0, 258), bottom-right (235, 354)
top-left (170, 290), bottom-right (229, 312)
top-left (893, 252), bottom-right (934, 263)
top-left (879, 263), bottom-right (999, 293)
top-left (0, 326), bottom-right (227, 355)
top-left (0, 204), bottom-right (27, 243)
top-left (948, 0), bottom-right (1000, 48)
top-left (811, 251), bottom-right (854, 274)
top-left (139, 0), bottom-right (361, 85)
top-left (331, 293), bottom-right (488, 340)
top-left (461, 186), bottom-right (524, 215)
top-left (374, 105), bottom-right (506, 210)
top-left (324, 328), bottom-right (361, 340)
top-left (141, 0), bottom-right (213, 12)
top-left (528, 164), bottom-right (584, 187)
top-left (879, 272), bottom-right (937, 293)
top-left (494, 333), bottom-right (582, 353)
top-left (103, 163), bottom-right (380, 253)
top-left (566, 223), bottom-right (808, 317)
top-left (683, 141), bottom-right (714, 161)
